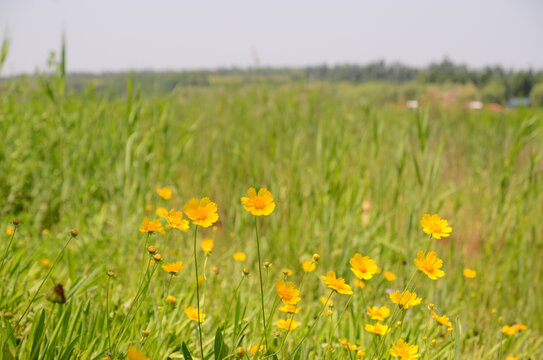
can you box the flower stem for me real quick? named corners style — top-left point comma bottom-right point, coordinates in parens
top-left (254, 216), bottom-right (268, 350)
top-left (277, 266), bottom-right (311, 353)
top-left (292, 289), bottom-right (334, 356)
top-left (0, 226), bottom-right (17, 275)
top-left (106, 274), bottom-right (112, 352)
top-left (193, 225), bottom-right (205, 360)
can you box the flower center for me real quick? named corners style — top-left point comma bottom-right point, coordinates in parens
top-left (252, 198), bottom-right (266, 209)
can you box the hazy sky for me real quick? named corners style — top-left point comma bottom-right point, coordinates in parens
top-left (1, 0), bottom-right (542, 75)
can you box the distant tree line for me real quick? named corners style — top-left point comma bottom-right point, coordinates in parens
top-left (4, 57), bottom-right (543, 104)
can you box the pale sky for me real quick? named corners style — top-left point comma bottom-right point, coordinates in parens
top-left (1, 0), bottom-right (542, 75)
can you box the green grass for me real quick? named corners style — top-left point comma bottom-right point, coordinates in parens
top-left (0, 70), bottom-right (542, 359)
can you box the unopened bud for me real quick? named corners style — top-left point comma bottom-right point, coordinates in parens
top-left (236, 347), bottom-right (246, 358)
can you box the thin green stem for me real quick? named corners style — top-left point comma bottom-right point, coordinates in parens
top-left (254, 216), bottom-right (268, 350)
top-left (193, 225), bottom-right (205, 360)
top-left (162, 229), bottom-right (173, 258)
top-left (291, 289), bottom-right (334, 356)
top-left (166, 274), bottom-right (173, 296)
top-left (106, 274), bottom-right (112, 352)
top-left (0, 226), bottom-right (17, 275)
top-left (373, 235), bottom-right (433, 359)
top-left (277, 265), bottom-right (311, 352)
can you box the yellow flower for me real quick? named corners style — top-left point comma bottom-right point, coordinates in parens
top-left (502, 325), bottom-right (516, 335)
top-left (321, 271), bottom-right (353, 295)
top-left (278, 304), bottom-right (301, 313)
top-left (320, 297), bottom-right (333, 306)
top-left (353, 279), bottom-right (366, 288)
top-left (420, 214), bottom-right (452, 239)
top-left (338, 338), bottom-right (348, 348)
top-left (200, 238), bottom-right (214, 253)
top-left (275, 279), bottom-right (301, 305)
top-left (183, 197), bottom-right (219, 228)
top-left (302, 260), bottom-right (317, 273)
top-left (432, 311), bottom-right (452, 327)
top-left (463, 268), bottom-right (477, 278)
top-left (414, 251), bottom-right (445, 280)
top-left (233, 252), bottom-right (246, 262)
top-left (139, 217), bottom-right (165, 234)
top-left (348, 343), bottom-right (360, 351)
top-left (277, 318), bottom-right (299, 330)
top-left (156, 187), bottom-right (172, 200)
top-left (249, 344), bottom-right (266, 355)
top-left (156, 208), bottom-right (189, 231)
top-left (145, 204), bottom-right (154, 212)
top-left (512, 323), bottom-right (527, 332)
top-left (350, 254), bottom-right (378, 280)
top-left (161, 261), bottom-right (184, 274)
top-left (41, 259), bottom-right (51, 266)
top-left (357, 350), bottom-right (366, 358)
top-left (128, 345), bottom-right (151, 360)
top-left (384, 271), bottom-right (397, 281)
top-left (364, 322), bottom-right (390, 335)
top-left (165, 295), bottom-right (177, 305)
top-left (389, 290), bottom-right (422, 309)
top-left (282, 268), bottom-right (293, 276)
top-left (366, 306), bottom-right (391, 321)
top-left (390, 339), bottom-right (420, 359)
top-left (185, 306), bottom-right (205, 322)
top-left (241, 187), bottom-right (275, 216)
top-left (506, 356), bottom-right (519, 360)
top-left (6, 227), bottom-right (14, 235)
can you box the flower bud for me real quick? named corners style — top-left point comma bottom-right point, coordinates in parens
top-left (242, 268), bottom-right (250, 276)
top-left (166, 295), bottom-right (177, 305)
top-left (147, 245), bottom-right (158, 254)
top-left (312, 253), bottom-right (320, 262)
top-left (70, 229), bottom-right (79, 237)
top-left (153, 254), bottom-right (162, 262)
top-left (236, 347), bottom-right (246, 358)
top-left (12, 218), bottom-right (20, 226)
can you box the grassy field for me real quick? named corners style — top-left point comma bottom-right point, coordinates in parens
top-left (0, 70), bottom-right (542, 359)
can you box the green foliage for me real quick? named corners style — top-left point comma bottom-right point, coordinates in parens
top-left (0, 70), bottom-right (542, 359)
top-left (481, 79), bottom-right (507, 104)
top-left (530, 82), bottom-right (543, 107)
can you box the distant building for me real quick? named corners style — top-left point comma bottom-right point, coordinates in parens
top-left (507, 97), bottom-right (531, 108)
top-left (468, 101), bottom-right (483, 110)
top-left (486, 103), bottom-right (504, 112)
top-left (406, 100), bottom-right (419, 109)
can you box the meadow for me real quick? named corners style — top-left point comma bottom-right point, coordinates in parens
top-left (0, 68), bottom-right (542, 359)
